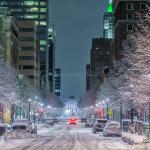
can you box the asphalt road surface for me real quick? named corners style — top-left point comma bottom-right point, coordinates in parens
top-left (1, 123), bottom-right (134, 150)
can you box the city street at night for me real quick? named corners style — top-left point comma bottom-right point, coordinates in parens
top-left (0, 0), bottom-right (150, 149)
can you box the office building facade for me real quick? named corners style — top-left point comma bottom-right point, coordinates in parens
top-left (86, 64), bottom-right (91, 91)
top-left (0, 0), bottom-right (50, 92)
top-left (11, 19), bottom-right (40, 89)
top-left (103, 1), bottom-right (113, 39)
top-left (90, 38), bottom-right (112, 92)
top-left (0, 7), bottom-right (12, 63)
top-left (48, 25), bottom-right (56, 93)
top-left (54, 68), bottom-right (61, 98)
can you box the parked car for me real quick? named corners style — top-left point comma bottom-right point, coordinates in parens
top-left (11, 118), bottom-right (30, 132)
top-left (92, 119), bottom-right (107, 134)
top-left (85, 119), bottom-right (94, 128)
top-left (81, 118), bottom-right (87, 123)
top-left (0, 123), bottom-right (6, 136)
top-left (53, 118), bottom-right (59, 123)
top-left (45, 118), bottom-right (54, 126)
top-left (103, 121), bottom-right (121, 137)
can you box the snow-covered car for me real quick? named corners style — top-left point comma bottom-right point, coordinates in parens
top-left (45, 118), bottom-right (54, 126)
top-left (11, 118), bottom-right (30, 132)
top-left (92, 119), bottom-right (107, 134)
top-left (0, 123), bottom-right (6, 136)
top-left (85, 119), bottom-right (94, 128)
top-left (103, 121), bottom-right (121, 137)
top-left (81, 118), bottom-right (87, 123)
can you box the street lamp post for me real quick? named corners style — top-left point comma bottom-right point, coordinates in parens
top-left (148, 102), bottom-right (150, 137)
top-left (106, 99), bottom-right (109, 121)
top-left (131, 100), bottom-right (134, 126)
top-left (19, 102), bottom-right (22, 118)
top-left (120, 102), bottom-right (122, 130)
top-left (28, 99), bottom-right (31, 123)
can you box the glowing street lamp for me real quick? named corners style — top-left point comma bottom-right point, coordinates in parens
top-left (28, 99), bottom-right (32, 122)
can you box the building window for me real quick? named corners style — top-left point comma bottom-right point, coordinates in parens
top-left (126, 3), bottom-right (134, 10)
top-left (24, 15), bottom-right (38, 19)
top-left (21, 47), bottom-right (34, 51)
top-left (20, 37), bottom-right (34, 41)
top-left (40, 15), bottom-right (46, 19)
top-left (24, 1), bottom-right (38, 6)
top-left (40, 21), bottom-right (47, 26)
top-left (40, 2), bottom-right (46, 6)
top-left (40, 8), bottom-right (47, 12)
top-left (40, 40), bottom-right (47, 45)
top-left (124, 14), bottom-right (134, 20)
top-left (20, 28), bottom-right (34, 32)
top-left (19, 65), bottom-right (34, 69)
top-left (126, 24), bottom-right (134, 31)
top-left (19, 56), bottom-right (34, 60)
top-left (140, 3), bottom-right (146, 10)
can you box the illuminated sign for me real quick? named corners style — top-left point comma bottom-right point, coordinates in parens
top-left (107, 3), bottom-right (113, 13)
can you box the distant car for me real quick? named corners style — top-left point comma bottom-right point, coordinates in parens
top-left (11, 118), bottom-right (30, 132)
top-left (103, 121), bottom-right (121, 137)
top-left (85, 119), bottom-right (94, 128)
top-left (92, 119), bottom-right (107, 134)
top-left (45, 118), bottom-right (54, 126)
top-left (69, 118), bottom-right (77, 125)
top-left (81, 118), bottom-right (87, 123)
top-left (53, 118), bottom-right (59, 123)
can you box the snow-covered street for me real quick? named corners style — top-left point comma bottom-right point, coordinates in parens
top-left (1, 123), bottom-right (134, 150)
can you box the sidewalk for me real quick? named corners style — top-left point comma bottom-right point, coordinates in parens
top-left (122, 132), bottom-right (150, 150)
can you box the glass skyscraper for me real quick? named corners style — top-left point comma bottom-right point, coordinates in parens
top-left (103, 0), bottom-right (113, 39)
top-left (0, 0), bottom-right (50, 92)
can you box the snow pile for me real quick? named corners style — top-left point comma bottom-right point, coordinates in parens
top-left (7, 131), bottom-right (37, 139)
top-left (122, 132), bottom-right (145, 145)
top-left (0, 136), bottom-right (4, 145)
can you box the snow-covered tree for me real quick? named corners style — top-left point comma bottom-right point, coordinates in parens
top-left (0, 51), bottom-right (20, 108)
top-left (97, 10), bottom-right (150, 114)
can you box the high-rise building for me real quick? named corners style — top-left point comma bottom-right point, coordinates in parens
top-left (0, 0), bottom-right (50, 92)
top-left (90, 38), bottom-right (112, 92)
top-left (86, 64), bottom-right (90, 91)
top-left (54, 68), bottom-right (61, 98)
top-left (48, 25), bottom-right (56, 93)
top-left (11, 19), bottom-right (40, 89)
top-left (0, 7), bottom-right (12, 63)
top-left (113, 0), bottom-right (149, 59)
top-left (103, 1), bottom-right (113, 39)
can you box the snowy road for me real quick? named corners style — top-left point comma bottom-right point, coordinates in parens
top-left (1, 123), bottom-right (133, 150)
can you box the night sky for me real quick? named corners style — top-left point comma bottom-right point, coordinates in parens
top-left (49, 0), bottom-right (108, 99)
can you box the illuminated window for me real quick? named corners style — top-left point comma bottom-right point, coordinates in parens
top-left (40, 2), bottom-right (46, 6)
top-left (24, 15), bottom-right (38, 19)
top-left (40, 40), bottom-right (47, 45)
top-left (40, 8), bottom-right (47, 12)
top-left (40, 47), bottom-right (45, 52)
top-left (40, 21), bottom-right (47, 26)
top-left (35, 21), bottom-right (39, 25)
top-left (24, 1), bottom-right (38, 6)
top-left (40, 15), bottom-right (46, 19)
top-left (31, 7), bottom-right (39, 12)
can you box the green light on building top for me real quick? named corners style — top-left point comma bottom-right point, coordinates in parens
top-left (107, 3), bottom-right (113, 13)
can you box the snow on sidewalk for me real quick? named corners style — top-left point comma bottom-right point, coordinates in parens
top-left (122, 132), bottom-right (150, 150)
top-left (122, 132), bottom-right (145, 144)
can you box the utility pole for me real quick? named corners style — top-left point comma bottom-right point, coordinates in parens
top-left (120, 102), bottom-right (122, 130)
